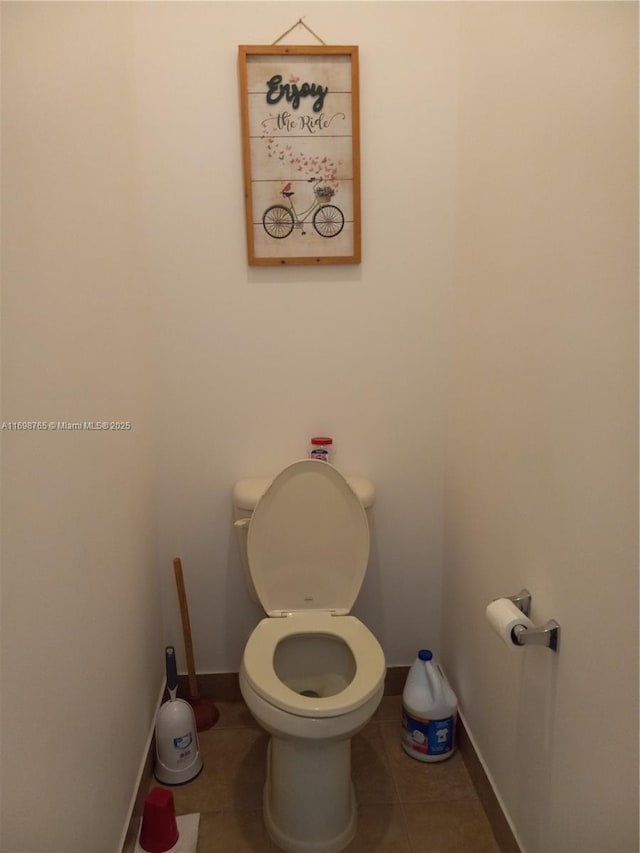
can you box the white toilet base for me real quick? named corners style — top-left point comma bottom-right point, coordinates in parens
top-left (263, 736), bottom-right (356, 853)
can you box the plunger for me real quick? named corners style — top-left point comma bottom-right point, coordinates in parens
top-left (172, 557), bottom-right (219, 731)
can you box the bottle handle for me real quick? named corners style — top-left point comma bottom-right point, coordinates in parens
top-left (425, 661), bottom-right (445, 704)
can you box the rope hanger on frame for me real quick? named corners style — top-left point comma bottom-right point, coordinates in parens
top-left (272, 18), bottom-right (326, 46)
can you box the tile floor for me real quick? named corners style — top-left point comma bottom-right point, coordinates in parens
top-left (145, 695), bottom-right (500, 852)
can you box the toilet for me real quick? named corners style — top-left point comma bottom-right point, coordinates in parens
top-left (233, 460), bottom-right (386, 853)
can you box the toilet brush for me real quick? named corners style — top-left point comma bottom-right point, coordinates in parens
top-left (154, 646), bottom-right (203, 786)
top-left (173, 557), bottom-right (219, 731)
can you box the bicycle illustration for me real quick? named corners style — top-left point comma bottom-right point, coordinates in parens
top-left (262, 177), bottom-right (345, 239)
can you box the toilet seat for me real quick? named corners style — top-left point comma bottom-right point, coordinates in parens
top-left (246, 460), bottom-right (370, 617)
top-left (242, 612), bottom-right (386, 718)
top-left (243, 460), bottom-right (384, 719)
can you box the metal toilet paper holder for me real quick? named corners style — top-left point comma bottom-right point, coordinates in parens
top-left (506, 589), bottom-right (560, 652)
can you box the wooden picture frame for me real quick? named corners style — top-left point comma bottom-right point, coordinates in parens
top-left (239, 45), bottom-right (361, 266)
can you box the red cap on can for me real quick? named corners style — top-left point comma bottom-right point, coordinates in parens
top-left (311, 437), bottom-right (333, 445)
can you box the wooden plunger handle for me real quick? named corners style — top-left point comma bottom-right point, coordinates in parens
top-left (173, 557), bottom-right (199, 699)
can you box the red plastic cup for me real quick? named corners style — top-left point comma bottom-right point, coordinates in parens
top-left (139, 787), bottom-right (179, 853)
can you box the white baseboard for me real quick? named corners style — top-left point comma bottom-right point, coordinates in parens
top-left (117, 678), bottom-right (166, 853)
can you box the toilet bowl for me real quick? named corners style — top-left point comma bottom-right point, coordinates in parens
top-left (234, 460), bottom-right (385, 853)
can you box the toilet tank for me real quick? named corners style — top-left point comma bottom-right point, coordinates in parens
top-left (232, 471), bottom-right (375, 606)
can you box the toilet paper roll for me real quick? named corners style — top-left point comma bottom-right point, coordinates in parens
top-left (486, 598), bottom-right (534, 649)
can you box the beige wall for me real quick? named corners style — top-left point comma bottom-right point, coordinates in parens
top-left (132, 1), bottom-right (458, 673)
top-left (442, 4), bottom-right (638, 853)
top-left (1, 4), bottom-right (163, 851)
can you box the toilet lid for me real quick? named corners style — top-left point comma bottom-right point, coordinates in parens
top-left (247, 460), bottom-right (370, 617)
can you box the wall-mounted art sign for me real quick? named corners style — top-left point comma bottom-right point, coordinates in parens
top-left (239, 45), bottom-right (361, 266)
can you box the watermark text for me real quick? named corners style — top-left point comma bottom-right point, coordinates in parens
top-left (1, 421), bottom-right (132, 432)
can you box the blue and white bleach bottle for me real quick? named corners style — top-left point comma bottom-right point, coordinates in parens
top-left (401, 650), bottom-right (458, 762)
